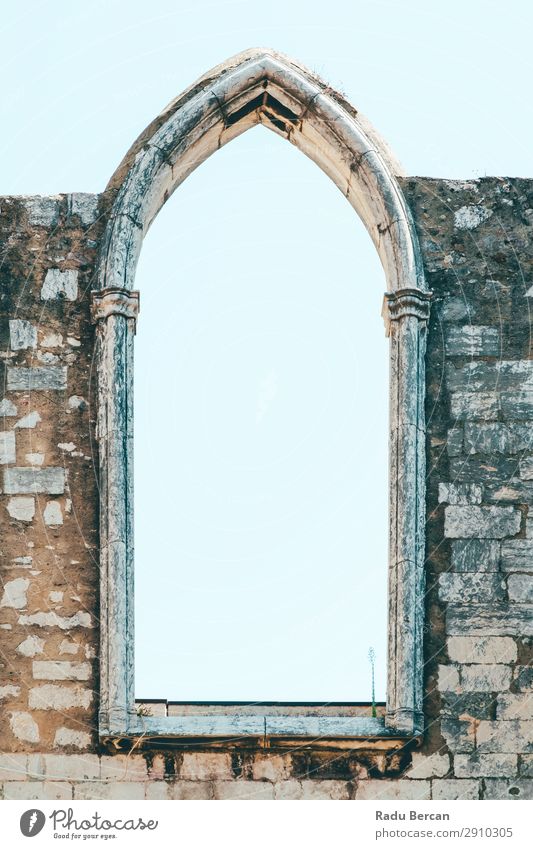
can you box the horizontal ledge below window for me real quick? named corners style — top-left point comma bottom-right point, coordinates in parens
top-left (105, 714), bottom-right (413, 739)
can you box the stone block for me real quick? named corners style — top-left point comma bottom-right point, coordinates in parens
top-left (0, 431), bottom-right (16, 465)
top-left (67, 193), bottom-right (99, 226)
top-left (508, 573), bottom-right (533, 602)
top-left (520, 456), bottom-right (533, 479)
top-left (450, 392), bottom-right (499, 421)
top-left (0, 684), bottom-right (21, 700)
top-left (3, 781), bottom-right (72, 800)
top-left (445, 325), bottom-right (499, 357)
top-left (7, 366), bottom-right (67, 391)
top-left (440, 719), bottom-right (476, 753)
top-left (446, 427), bottom-right (464, 456)
top-left (501, 540), bottom-right (533, 571)
top-left (9, 319), bottom-right (37, 350)
top-left (16, 635), bottom-right (45, 657)
top-left (73, 782), bottom-right (144, 800)
top-left (169, 781), bottom-right (213, 800)
top-left (7, 496), bottom-right (36, 521)
top-left (40, 269), bottom-right (78, 301)
top-left (444, 505), bottom-right (520, 539)
top-left (0, 754), bottom-right (28, 781)
top-left (18, 610), bottom-right (92, 629)
top-left (438, 482), bottom-right (482, 504)
top-left (0, 577), bottom-right (29, 609)
top-left (251, 754), bottom-right (292, 782)
top-left (451, 539), bottom-right (500, 572)
top-left (483, 779), bottom-right (533, 799)
top-left (15, 411), bottom-right (41, 428)
top-left (464, 423), bottom-right (533, 457)
top-left (454, 754), bottom-right (517, 778)
top-left (32, 661), bottom-right (91, 681)
top-left (448, 636), bottom-right (517, 664)
top-left (438, 573), bottom-right (505, 603)
top-left (461, 664), bottom-right (512, 692)
top-left (437, 664), bottom-right (460, 692)
top-left (356, 780), bottom-right (430, 800)
top-left (24, 196), bottom-right (60, 227)
top-left (179, 753), bottom-right (233, 781)
top-left (298, 780), bottom-right (351, 800)
top-left (0, 399), bottom-right (17, 416)
top-left (453, 204), bottom-right (492, 230)
top-left (497, 694), bottom-right (533, 720)
top-left (448, 605), bottom-right (533, 636)
top-left (441, 692), bottom-right (496, 719)
top-left (476, 720), bottom-right (533, 753)
top-left (501, 391), bottom-right (533, 420)
top-left (145, 782), bottom-right (170, 800)
top-left (406, 752), bottom-right (449, 779)
top-left (3, 467), bottom-right (65, 494)
top-left (43, 501), bottom-right (63, 526)
top-left (29, 685), bottom-right (92, 710)
top-left (514, 667), bottom-right (533, 691)
top-left (42, 754), bottom-right (100, 781)
top-left (432, 779), bottom-right (479, 799)
top-left (100, 755), bottom-right (148, 781)
top-left (54, 727), bottom-right (91, 749)
top-left (519, 755), bottom-right (533, 776)
top-left (213, 781), bottom-right (275, 800)
top-left (9, 712), bottom-right (39, 743)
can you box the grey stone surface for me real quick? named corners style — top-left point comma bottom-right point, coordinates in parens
top-left (449, 392), bottom-right (499, 421)
top-left (451, 539), bottom-right (500, 572)
top-left (507, 573), bottom-right (533, 603)
top-left (3, 468), bottom-right (65, 495)
top-left (447, 604), bottom-right (533, 636)
top-left (438, 573), bottom-right (505, 603)
top-left (7, 367), bottom-right (67, 391)
top-left (438, 482), bottom-right (482, 505)
top-left (67, 193), bottom-right (99, 226)
top-left (501, 540), bottom-right (533, 571)
top-left (23, 196), bottom-right (60, 227)
top-left (483, 779), bottom-right (533, 799)
top-left (461, 664), bottom-right (512, 692)
top-left (445, 325), bottom-right (499, 357)
top-left (446, 427), bottom-right (464, 456)
top-left (9, 319), bottom-right (37, 350)
top-left (454, 754), bottom-right (517, 778)
top-left (0, 431), bottom-right (16, 465)
top-left (463, 422), bottom-right (533, 455)
top-left (40, 269), bottom-right (78, 301)
top-left (444, 506), bottom-right (521, 539)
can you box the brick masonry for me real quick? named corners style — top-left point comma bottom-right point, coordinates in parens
top-left (1, 177), bottom-right (533, 799)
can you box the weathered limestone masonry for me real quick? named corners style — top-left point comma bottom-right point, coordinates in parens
top-left (1, 100), bottom-right (533, 800)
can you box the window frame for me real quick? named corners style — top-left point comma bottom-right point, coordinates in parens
top-left (91, 49), bottom-right (430, 744)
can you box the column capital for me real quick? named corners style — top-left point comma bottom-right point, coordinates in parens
top-left (382, 288), bottom-right (432, 336)
top-left (91, 288), bottom-right (140, 326)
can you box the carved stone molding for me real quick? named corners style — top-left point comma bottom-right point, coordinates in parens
top-left (91, 288), bottom-right (140, 328)
top-left (382, 288), bottom-right (432, 336)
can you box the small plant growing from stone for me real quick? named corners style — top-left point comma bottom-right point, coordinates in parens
top-left (136, 703), bottom-right (153, 717)
top-left (368, 647), bottom-right (377, 718)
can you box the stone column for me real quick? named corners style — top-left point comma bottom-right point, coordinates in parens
top-left (383, 287), bottom-right (431, 735)
top-left (91, 288), bottom-right (140, 735)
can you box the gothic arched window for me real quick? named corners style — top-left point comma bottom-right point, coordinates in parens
top-left (92, 50), bottom-right (430, 743)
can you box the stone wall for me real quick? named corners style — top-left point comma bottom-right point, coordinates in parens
top-left (0, 178), bottom-right (532, 800)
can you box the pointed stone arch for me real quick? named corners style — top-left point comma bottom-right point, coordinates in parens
top-left (92, 49), bottom-right (430, 742)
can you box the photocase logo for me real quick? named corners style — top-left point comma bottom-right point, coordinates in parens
top-left (20, 809), bottom-right (46, 837)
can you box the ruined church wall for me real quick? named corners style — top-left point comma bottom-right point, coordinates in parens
top-left (0, 177), bottom-right (532, 799)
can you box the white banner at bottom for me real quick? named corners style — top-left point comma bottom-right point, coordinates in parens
top-left (0, 799), bottom-right (530, 848)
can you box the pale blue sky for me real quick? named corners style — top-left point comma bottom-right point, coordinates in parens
top-left (2, 0), bottom-right (531, 702)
